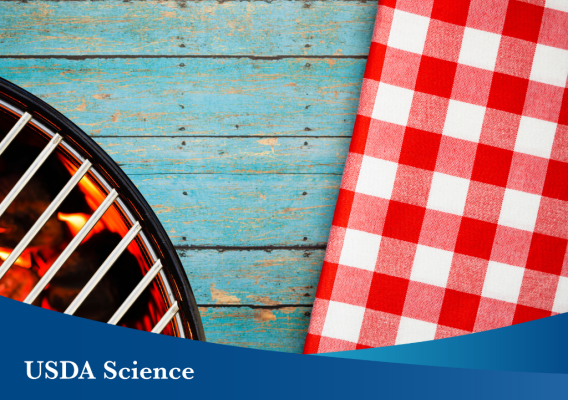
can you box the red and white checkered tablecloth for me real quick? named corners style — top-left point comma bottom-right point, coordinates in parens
top-left (304, 0), bottom-right (568, 354)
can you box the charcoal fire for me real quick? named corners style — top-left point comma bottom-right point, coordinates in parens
top-left (0, 122), bottom-right (172, 334)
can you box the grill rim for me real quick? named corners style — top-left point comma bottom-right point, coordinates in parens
top-left (0, 77), bottom-right (206, 341)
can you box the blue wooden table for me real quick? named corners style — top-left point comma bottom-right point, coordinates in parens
top-left (0, 0), bottom-right (377, 353)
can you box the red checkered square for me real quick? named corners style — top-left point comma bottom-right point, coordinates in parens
top-left (463, 181), bottom-right (506, 224)
top-left (517, 269), bottom-right (559, 311)
top-left (380, 47), bottom-right (422, 90)
top-left (372, 5), bottom-right (395, 46)
top-left (391, 164), bottom-right (434, 207)
top-left (307, 298), bottom-right (329, 336)
top-left (434, 136), bottom-right (477, 179)
top-left (543, 159), bottom-right (568, 202)
top-left (402, 281), bottom-right (445, 323)
top-left (495, 36), bottom-right (537, 80)
top-left (451, 64), bottom-right (493, 107)
top-left (435, 325), bottom-right (471, 339)
top-left (473, 297), bottom-right (516, 331)
top-left (318, 336), bottom-right (357, 352)
top-left (523, 81), bottom-right (564, 123)
top-left (357, 79), bottom-right (380, 118)
top-left (376, 237), bottom-right (417, 279)
top-left (398, 128), bottom-right (442, 171)
top-left (534, 196), bottom-right (568, 240)
top-left (438, 289), bottom-right (481, 332)
top-left (330, 265), bottom-right (374, 307)
top-left (364, 42), bottom-right (387, 82)
top-left (323, 226), bottom-right (346, 264)
top-left (415, 56), bottom-right (457, 98)
top-left (347, 193), bottom-right (389, 235)
top-left (407, 92), bottom-right (449, 134)
top-left (506, 152), bottom-right (548, 195)
top-left (466, 0), bottom-right (508, 34)
top-left (419, 209), bottom-right (462, 251)
top-left (331, 189), bottom-right (354, 228)
top-left (490, 225), bottom-right (533, 267)
top-left (550, 124), bottom-right (568, 163)
top-left (364, 119), bottom-right (405, 163)
top-left (349, 115), bottom-right (371, 155)
top-left (423, 19), bottom-right (464, 63)
top-left (340, 152), bottom-right (362, 192)
top-left (539, 8), bottom-right (568, 50)
top-left (395, 0), bottom-right (435, 17)
top-left (512, 304), bottom-right (551, 325)
top-left (471, 144), bottom-right (514, 187)
top-left (305, 0), bottom-right (568, 354)
top-left (431, 0), bottom-right (471, 26)
top-left (455, 217), bottom-right (498, 260)
top-left (487, 73), bottom-right (529, 115)
top-left (502, 1), bottom-right (545, 43)
top-left (357, 309), bottom-right (401, 348)
top-left (366, 273), bottom-right (409, 315)
top-left (526, 233), bottom-right (567, 275)
top-left (479, 108), bottom-right (521, 151)
top-left (382, 201), bottom-right (426, 243)
top-left (314, 263), bottom-right (338, 301)
top-left (447, 253), bottom-right (489, 295)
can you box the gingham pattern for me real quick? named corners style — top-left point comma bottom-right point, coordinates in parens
top-left (304, 0), bottom-right (568, 354)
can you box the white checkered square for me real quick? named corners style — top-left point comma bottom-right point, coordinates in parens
top-left (458, 28), bottom-right (501, 71)
top-left (321, 301), bottom-right (366, 343)
top-left (426, 172), bottom-right (470, 216)
top-left (481, 261), bottom-right (525, 303)
top-left (395, 317), bottom-right (437, 345)
top-left (372, 82), bottom-right (415, 126)
top-left (514, 116), bottom-right (557, 159)
top-left (530, 44), bottom-right (568, 88)
top-left (339, 228), bottom-right (382, 272)
top-left (545, 0), bottom-right (568, 13)
top-left (410, 245), bottom-right (454, 288)
top-left (387, 9), bottom-right (430, 55)
top-left (552, 276), bottom-right (568, 313)
top-left (443, 100), bottom-right (486, 143)
top-left (498, 189), bottom-right (541, 232)
top-left (355, 155), bottom-right (398, 199)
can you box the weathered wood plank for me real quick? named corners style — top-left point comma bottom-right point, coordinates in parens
top-left (199, 306), bottom-right (311, 353)
top-left (132, 173), bottom-right (339, 246)
top-left (97, 137), bottom-right (349, 175)
top-left (181, 249), bottom-right (323, 305)
top-left (0, 1), bottom-right (376, 56)
top-left (0, 58), bottom-right (365, 137)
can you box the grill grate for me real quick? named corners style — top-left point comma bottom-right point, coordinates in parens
top-left (0, 79), bottom-right (204, 340)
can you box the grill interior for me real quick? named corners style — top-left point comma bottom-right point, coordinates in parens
top-left (0, 78), bottom-right (204, 340)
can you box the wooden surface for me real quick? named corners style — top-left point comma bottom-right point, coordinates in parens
top-left (0, 0), bottom-right (376, 354)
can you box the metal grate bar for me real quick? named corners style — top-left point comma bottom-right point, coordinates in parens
top-left (151, 301), bottom-right (179, 334)
top-left (65, 221), bottom-right (142, 316)
top-left (0, 160), bottom-right (92, 281)
top-left (24, 189), bottom-right (119, 304)
top-left (108, 260), bottom-right (163, 325)
top-left (0, 134), bottom-right (62, 218)
top-left (0, 112), bottom-right (32, 156)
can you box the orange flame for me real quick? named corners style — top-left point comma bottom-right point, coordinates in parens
top-left (57, 212), bottom-right (105, 243)
top-left (0, 247), bottom-right (31, 269)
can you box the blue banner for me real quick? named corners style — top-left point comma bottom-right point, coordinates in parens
top-left (1, 296), bottom-right (567, 399)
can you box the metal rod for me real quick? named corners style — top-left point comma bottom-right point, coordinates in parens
top-left (108, 260), bottom-right (163, 325)
top-left (0, 134), bottom-right (62, 218)
top-left (0, 112), bottom-right (32, 156)
top-left (0, 160), bottom-right (92, 281)
top-left (151, 301), bottom-right (179, 334)
top-left (65, 222), bottom-right (142, 315)
top-left (24, 189), bottom-right (119, 304)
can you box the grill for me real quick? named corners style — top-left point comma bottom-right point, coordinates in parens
top-left (0, 77), bottom-right (204, 340)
